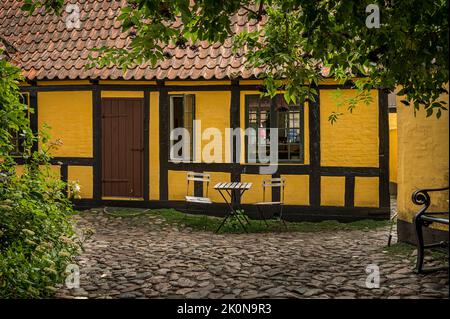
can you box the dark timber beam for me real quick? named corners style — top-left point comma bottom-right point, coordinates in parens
top-left (92, 83), bottom-right (102, 200)
top-left (143, 90), bottom-right (150, 201)
top-left (378, 90), bottom-right (390, 209)
top-left (309, 87), bottom-right (321, 207)
top-left (158, 81), bottom-right (169, 200)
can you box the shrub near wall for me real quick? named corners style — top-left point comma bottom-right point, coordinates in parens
top-left (0, 160), bottom-right (81, 298)
top-left (0, 55), bottom-right (82, 298)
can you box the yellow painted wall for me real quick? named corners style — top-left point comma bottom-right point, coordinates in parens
top-left (389, 113), bottom-right (398, 183)
top-left (167, 81), bottom-right (231, 86)
top-left (39, 165), bottom-right (61, 180)
top-left (14, 165), bottom-right (60, 179)
top-left (15, 165), bottom-right (25, 177)
top-left (168, 170), bottom-right (188, 200)
top-left (204, 171), bottom-right (231, 202)
top-left (149, 92), bottom-right (160, 200)
top-left (397, 91), bottom-right (449, 230)
top-left (168, 91), bottom-right (231, 163)
top-left (37, 80), bottom-right (91, 86)
top-left (354, 177), bottom-right (379, 207)
top-left (101, 91), bottom-right (144, 98)
top-left (68, 166), bottom-right (93, 199)
top-left (38, 91), bottom-right (92, 157)
top-left (321, 176), bottom-right (345, 206)
top-left (320, 89), bottom-right (379, 167)
top-left (240, 174), bottom-right (272, 204)
top-left (281, 174), bottom-right (310, 205)
top-left (99, 81), bottom-right (156, 85)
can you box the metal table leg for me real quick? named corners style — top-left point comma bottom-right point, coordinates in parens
top-left (215, 189), bottom-right (248, 233)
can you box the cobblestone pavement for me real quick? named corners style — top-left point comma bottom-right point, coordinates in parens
top-left (56, 207), bottom-right (448, 299)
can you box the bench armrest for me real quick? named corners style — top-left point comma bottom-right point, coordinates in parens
top-left (412, 187), bottom-right (449, 207)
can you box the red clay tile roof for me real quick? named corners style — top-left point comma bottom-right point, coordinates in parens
top-left (0, 0), bottom-right (264, 81)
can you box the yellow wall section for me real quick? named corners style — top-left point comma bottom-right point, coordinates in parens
top-left (320, 89), bottom-right (379, 167)
top-left (240, 174), bottom-right (272, 204)
top-left (38, 165), bottom-right (60, 180)
top-left (149, 92), bottom-right (160, 200)
top-left (168, 170), bottom-right (188, 200)
top-left (101, 91), bottom-right (144, 98)
top-left (389, 113), bottom-right (398, 183)
top-left (166, 81), bottom-right (231, 86)
top-left (68, 166), bottom-right (93, 199)
top-left (397, 91), bottom-right (449, 228)
top-left (38, 91), bottom-right (92, 157)
top-left (37, 81), bottom-right (91, 86)
top-left (204, 172), bottom-right (231, 202)
top-left (321, 176), bottom-right (345, 206)
top-left (15, 165), bottom-right (59, 179)
top-left (15, 165), bottom-right (25, 177)
top-left (281, 174), bottom-right (309, 205)
top-left (354, 177), bottom-right (379, 207)
top-left (99, 81), bottom-right (157, 85)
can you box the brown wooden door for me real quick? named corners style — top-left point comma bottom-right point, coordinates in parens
top-left (101, 98), bottom-right (144, 198)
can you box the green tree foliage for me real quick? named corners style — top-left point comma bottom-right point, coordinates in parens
top-left (0, 52), bottom-right (83, 298)
top-left (22, 0), bottom-right (448, 117)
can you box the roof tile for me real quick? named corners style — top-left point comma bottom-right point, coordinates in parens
top-left (0, 0), bottom-right (264, 80)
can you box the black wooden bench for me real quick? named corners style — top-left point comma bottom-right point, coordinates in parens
top-left (412, 187), bottom-right (449, 273)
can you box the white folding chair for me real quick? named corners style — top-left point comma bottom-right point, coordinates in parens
top-left (185, 172), bottom-right (212, 228)
top-left (185, 172), bottom-right (212, 205)
top-left (254, 177), bottom-right (287, 228)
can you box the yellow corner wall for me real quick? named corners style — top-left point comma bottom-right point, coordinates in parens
top-left (149, 92), bottom-right (160, 200)
top-left (320, 89), bottom-right (379, 167)
top-left (354, 177), bottom-right (379, 207)
top-left (281, 174), bottom-right (310, 205)
top-left (397, 92), bottom-right (449, 228)
top-left (389, 113), bottom-right (398, 183)
top-left (321, 176), bottom-right (345, 206)
top-left (68, 166), bottom-right (93, 198)
top-left (38, 91), bottom-right (92, 157)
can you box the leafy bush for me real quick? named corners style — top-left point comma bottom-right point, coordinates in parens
top-left (0, 52), bottom-right (81, 298)
top-left (0, 156), bottom-right (82, 298)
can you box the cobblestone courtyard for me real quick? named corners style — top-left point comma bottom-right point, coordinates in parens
top-left (56, 208), bottom-right (449, 299)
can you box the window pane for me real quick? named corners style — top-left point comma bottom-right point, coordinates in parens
top-left (170, 95), bottom-right (195, 161)
top-left (246, 94), bottom-right (304, 163)
top-left (288, 128), bottom-right (300, 143)
top-left (278, 144), bottom-right (289, 160)
top-left (289, 144), bottom-right (301, 160)
top-left (278, 128), bottom-right (288, 144)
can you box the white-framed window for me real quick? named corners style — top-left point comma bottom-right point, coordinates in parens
top-left (169, 94), bottom-right (195, 162)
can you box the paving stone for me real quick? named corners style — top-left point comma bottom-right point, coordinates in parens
top-left (176, 278), bottom-right (196, 288)
top-left (55, 207), bottom-right (448, 299)
top-left (303, 289), bottom-right (323, 297)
